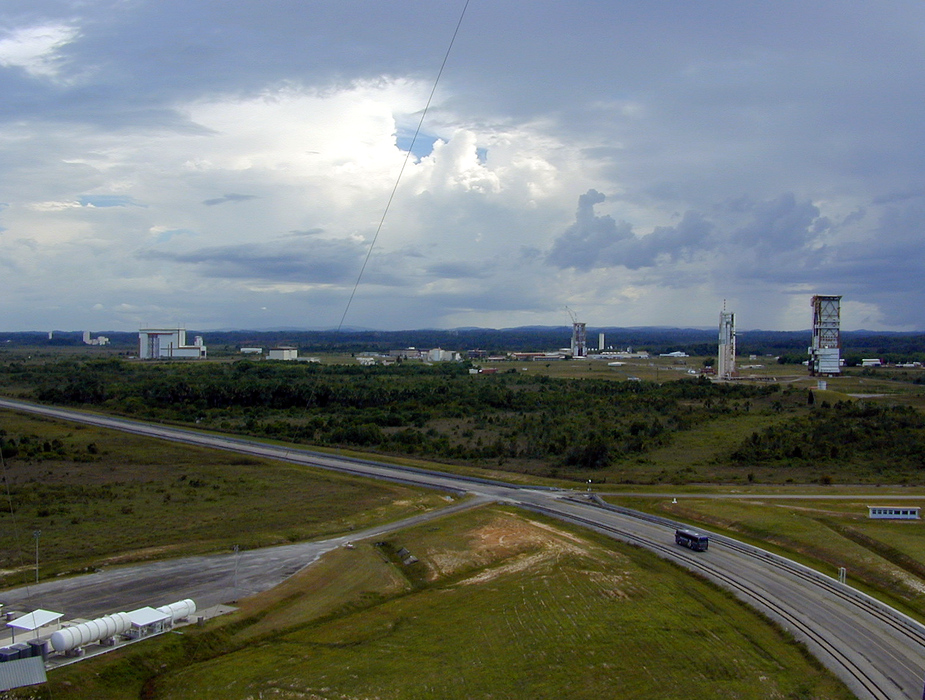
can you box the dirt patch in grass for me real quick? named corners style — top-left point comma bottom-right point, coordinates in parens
top-left (423, 511), bottom-right (585, 581)
top-left (453, 518), bottom-right (588, 586)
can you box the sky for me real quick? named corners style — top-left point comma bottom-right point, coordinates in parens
top-left (1, 1), bottom-right (924, 333)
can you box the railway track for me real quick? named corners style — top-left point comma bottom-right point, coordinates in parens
top-left (587, 495), bottom-right (925, 648)
top-left (537, 497), bottom-right (925, 700)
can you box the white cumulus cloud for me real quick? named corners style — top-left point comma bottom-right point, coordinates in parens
top-left (0, 23), bottom-right (79, 81)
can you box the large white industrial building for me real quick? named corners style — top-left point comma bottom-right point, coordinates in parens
top-left (268, 346), bottom-right (298, 360)
top-left (138, 329), bottom-right (207, 359)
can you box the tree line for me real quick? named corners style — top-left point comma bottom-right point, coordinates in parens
top-left (1, 358), bottom-right (778, 475)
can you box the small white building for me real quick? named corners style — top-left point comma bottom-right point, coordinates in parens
top-left (240, 347), bottom-right (263, 355)
top-left (138, 329), bottom-right (206, 359)
top-left (125, 607), bottom-right (171, 639)
top-left (861, 358), bottom-right (883, 367)
top-left (268, 346), bottom-right (298, 361)
top-left (868, 506), bottom-right (920, 520)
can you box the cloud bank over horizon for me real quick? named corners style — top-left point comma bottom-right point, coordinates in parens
top-left (0, 1), bottom-right (923, 332)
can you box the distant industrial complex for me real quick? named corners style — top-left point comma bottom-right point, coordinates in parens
top-left (138, 328), bottom-right (207, 359)
top-left (126, 294), bottom-right (846, 377)
top-left (712, 295), bottom-right (842, 380)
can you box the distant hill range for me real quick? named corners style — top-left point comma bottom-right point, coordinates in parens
top-left (4, 327), bottom-right (925, 360)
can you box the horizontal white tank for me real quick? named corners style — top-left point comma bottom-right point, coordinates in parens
top-left (50, 612), bottom-right (132, 652)
top-left (156, 599), bottom-right (196, 623)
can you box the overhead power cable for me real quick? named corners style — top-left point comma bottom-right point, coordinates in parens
top-left (336, 0), bottom-right (470, 332)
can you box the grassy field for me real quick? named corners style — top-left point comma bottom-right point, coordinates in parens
top-left (30, 506), bottom-right (853, 700)
top-left (0, 409), bottom-right (447, 588)
top-left (604, 493), bottom-right (925, 615)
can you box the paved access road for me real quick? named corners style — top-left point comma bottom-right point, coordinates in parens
top-left (0, 495), bottom-right (490, 617)
top-left (1, 397), bottom-right (924, 699)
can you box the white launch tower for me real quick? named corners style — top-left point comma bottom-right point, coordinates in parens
top-left (717, 307), bottom-right (736, 379)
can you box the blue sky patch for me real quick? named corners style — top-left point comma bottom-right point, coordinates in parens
top-left (396, 130), bottom-right (437, 159)
top-left (78, 195), bottom-right (144, 208)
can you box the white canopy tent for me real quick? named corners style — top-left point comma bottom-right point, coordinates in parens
top-left (7, 610), bottom-right (62, 642)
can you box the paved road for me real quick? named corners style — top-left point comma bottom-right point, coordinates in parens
top-left (597, 491), bottom-right (925, 500)
top-left (1, 397), bottom-right (924, 699)
top-left (539, 496), bottom-right (925, 700)
top-left (0, 496), bottom-right (490, 618)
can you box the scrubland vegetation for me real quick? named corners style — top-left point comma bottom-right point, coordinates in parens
top-left (0, 411), bottom-right (444, 589)
top-left (2, 355), bottom-right (925, 485)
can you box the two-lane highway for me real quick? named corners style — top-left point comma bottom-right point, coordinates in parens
top-left (2, 397), bottom-right (924, 699)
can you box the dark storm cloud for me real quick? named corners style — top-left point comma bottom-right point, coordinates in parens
top-left (426, 261), bottom-right (492, 279)
top-left (288, 228), bottom-right (325, 237)
top-left (202, 193), bottom-right (259, 206)
top-left (714, 193), bottom-right (925, 327)
top-left (547, 189), bottom-right (859, 295)
top-left (547, 190), bottom-right (714, 271)
top-left (833, 198), bottom-right (925, 293)
top-left (139, 239), bottom-right (364, 283)
top-left (872, 188), bottom-right (925, 206)
top-left (730, 193), bottom-right (826, 252)
top-left (0, 1), bottom-right (466, 132)
top-left (786, 198), bottom-right (925, 327)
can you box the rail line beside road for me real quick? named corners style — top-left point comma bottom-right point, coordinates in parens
top-left (534, 498), bottom-right (925, 700)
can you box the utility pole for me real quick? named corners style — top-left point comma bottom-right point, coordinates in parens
top-left (33, 530), bottom-right (40, 583)
top-left (232, 545), bottom-right (240, 600)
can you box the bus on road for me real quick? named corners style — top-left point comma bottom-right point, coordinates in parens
top-left (675, 529), bottom-right (709, 551)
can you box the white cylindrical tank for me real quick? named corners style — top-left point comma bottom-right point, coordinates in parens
top-left (50, 612), bottom-right (132, 652)
top-left (156, 599), bottom-right (196, 623)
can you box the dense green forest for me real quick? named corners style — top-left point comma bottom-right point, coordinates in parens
top-left (0, 358), bottom-right (778, 478)
top-left (4, 355), bottom-right (925, 483)
top-left (730, 401), bottom-right (925, 476)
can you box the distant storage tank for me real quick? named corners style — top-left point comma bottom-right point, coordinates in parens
top-left (156, 599), bottom-right (196, 623)
top-left (50, 612), bottom-right (132, 652)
